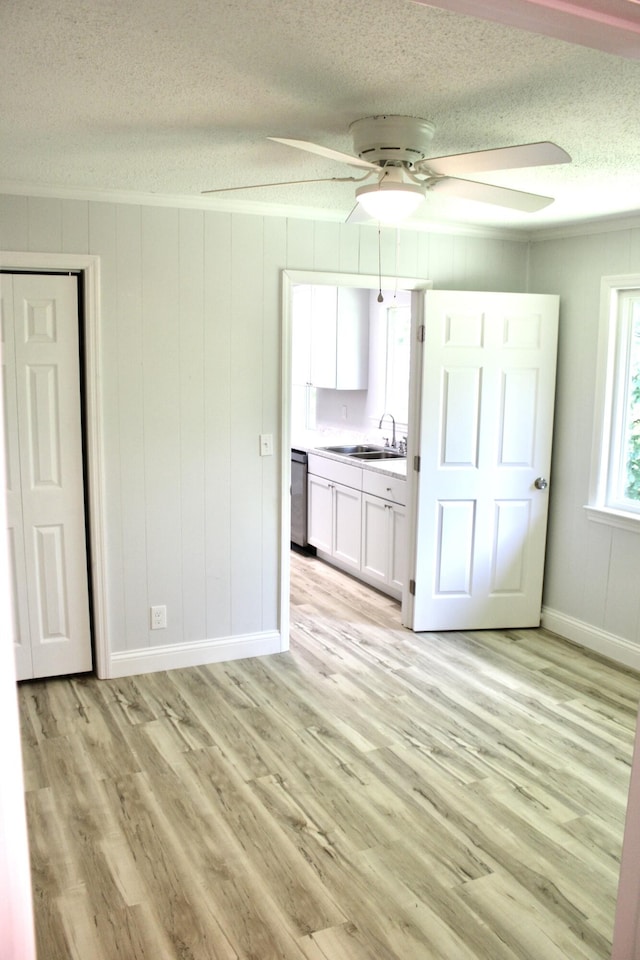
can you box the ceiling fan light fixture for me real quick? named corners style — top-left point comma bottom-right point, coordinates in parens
top-left (355, 180), bottom-right (425, 222)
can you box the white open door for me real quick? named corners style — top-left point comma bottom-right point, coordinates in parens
top-left (2, 273), bottom-right (92, 680)
top-left (408, 289), bottom-right (559, 632)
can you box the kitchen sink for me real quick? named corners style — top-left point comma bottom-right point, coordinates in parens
top-left (349, 450), bottom-right (406, 460)
top-left (320, 444), bottom-right (386, 455)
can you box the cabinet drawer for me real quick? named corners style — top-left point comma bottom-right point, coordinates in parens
top-left (362, 470), bottom-right (407, 505)
top-left (308, 453), bottom-right (362, 490)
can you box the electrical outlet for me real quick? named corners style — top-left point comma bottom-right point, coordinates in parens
top-left (150, 605), bottom-right (167, 630)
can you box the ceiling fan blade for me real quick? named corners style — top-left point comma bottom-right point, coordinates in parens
top-left (419, 141), bottom-right (571, 177)
top-left (430, 176), bottom-right (554, 212)
top-left (201, 175), bottom-right (363, 195)
top-left (268, 137), bottom-right (380, 171)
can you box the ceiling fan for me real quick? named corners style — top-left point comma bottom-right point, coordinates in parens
top-left (202, 115), bottom-right (571, 223)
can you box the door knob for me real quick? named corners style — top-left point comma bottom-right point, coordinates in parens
top-left (534, 477), bottom-right (548, 490)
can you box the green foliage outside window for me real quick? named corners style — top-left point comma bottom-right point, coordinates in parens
top-left (625, 368), bottom-right (640, 501)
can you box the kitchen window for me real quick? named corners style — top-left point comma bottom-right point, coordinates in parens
top-left (587, 275), bottom-right (640, 530)
top-left (385, 304), bottom-right (411, 426)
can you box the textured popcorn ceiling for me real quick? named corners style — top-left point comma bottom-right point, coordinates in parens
top-left (1, 0), bottom-right (639, 232)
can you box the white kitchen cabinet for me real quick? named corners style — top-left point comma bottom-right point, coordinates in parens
top-left (293, 285), bottom-right (369, 389)
top-left (309, 285), bottom-right (339, 387)
top-left (307, 473), bottom-right (333, 553)
top-left (307, 453), bottom-right (363, 571)
top-left (361, 473), bottom-right (407, 598)
top-left (308, 474), bottom-right (362, 571)
top-left (292, 285), bottom-right (312, 385)
top-left (307, 453), bottom-right (407, 597)
top-left (333, 481), bottom-right (362, 569)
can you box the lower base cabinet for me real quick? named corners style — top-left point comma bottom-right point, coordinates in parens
top-left (361, 493), bottom-right (406, 595)
top-left (307, 473), bottom-right (362, 571)
top-left (307, 453), bottom-right (407, 598)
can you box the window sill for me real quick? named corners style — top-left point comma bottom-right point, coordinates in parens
top-left (584, 504), bottom-right (640, 533)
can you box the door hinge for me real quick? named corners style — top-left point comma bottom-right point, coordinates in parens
top-left (413, 455), bottom-right (420, 472)
top-left (409, 579), bottom-right (416, 595)
top-left (417, 324), bottom-right (425, 342)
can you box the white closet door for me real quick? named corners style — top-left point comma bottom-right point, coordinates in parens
top-left (2, 278), bottom-right (33, 679)
top-left (2, 273), bottom-right (92, 680)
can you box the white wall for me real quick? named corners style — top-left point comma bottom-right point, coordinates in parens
top-left (315, 387), bottom-right (368, 431)
top-left (530, 223), bottom-right (640, 668)
top-left (5, 193), bottom-right (640, 673)
top-left (1, 192), bottom-right (529, 675)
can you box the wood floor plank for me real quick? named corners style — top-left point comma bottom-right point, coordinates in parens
top-left (454, 872), bottom-right (604, 960)
top-left (101, 770), bottom-right (240, 960)
top-left (178, 747), bottom-right (349, 937)
top-left (18, 549), bottom-right (640, 959)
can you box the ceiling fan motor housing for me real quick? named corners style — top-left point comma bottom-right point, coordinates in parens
top-left (350, 115), bottom-right (436, 167)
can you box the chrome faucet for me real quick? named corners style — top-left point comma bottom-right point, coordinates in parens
top-left (378, 412), bottom-right (396, 449)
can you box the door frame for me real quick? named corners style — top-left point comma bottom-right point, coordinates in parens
top-left (1, 251), bottom-right (109, 678)
top-left (280, 269), bottom-right (430, 644)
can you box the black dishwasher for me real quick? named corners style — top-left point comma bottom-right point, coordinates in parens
top-left (291, 448), bottom-right (308, 547)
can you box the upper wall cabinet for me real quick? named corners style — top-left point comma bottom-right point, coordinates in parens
top-left (292, 285), bottom-right (369, 390)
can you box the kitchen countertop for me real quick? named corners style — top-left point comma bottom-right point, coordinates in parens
top-left (308, 446), bottom-right (407, 480)
top-left (291, 429), bottom-right (369, 454)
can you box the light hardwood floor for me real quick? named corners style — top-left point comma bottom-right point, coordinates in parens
top-left (19, 551), bottom-right (640, 960)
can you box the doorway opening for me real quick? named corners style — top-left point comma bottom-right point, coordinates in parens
top-left (280, 270), bottom-right (430, 648)
top-left (281, 279), bottom-right (560, 643)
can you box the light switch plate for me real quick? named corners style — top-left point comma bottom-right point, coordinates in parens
top-left (259, 433), bottom-right (273, 456)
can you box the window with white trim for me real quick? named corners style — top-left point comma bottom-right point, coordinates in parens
top-left (588, 275), bottom-right (640, 529)
top-left (384, 304), bottom-right (412, 426)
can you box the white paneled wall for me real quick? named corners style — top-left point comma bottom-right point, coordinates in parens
top-left (530, 224), bottom-right (640, 668)
top-left (1, 193), bottom-right (528, 676)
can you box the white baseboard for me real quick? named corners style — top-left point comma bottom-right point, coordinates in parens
top-left (542, 606), bottom-right (640, 672)
top-left (104, 612), bottom-right (640, 679)
top-left (105, 630), bottom-right (283, 679)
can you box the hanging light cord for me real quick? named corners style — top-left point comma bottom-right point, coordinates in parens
top-left (377, 224), bottom-right (384, 303)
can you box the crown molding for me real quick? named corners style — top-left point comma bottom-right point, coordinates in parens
top-left (10, 181), bottom-right (638, 242)
top-left (0, 181), bottom-right (532, 242)
top-left (530, 210), bottom-right (640, 241)
top-left (4, 181), bottom-right (638, 242)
